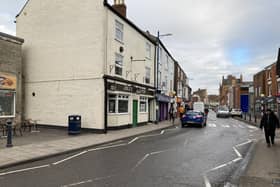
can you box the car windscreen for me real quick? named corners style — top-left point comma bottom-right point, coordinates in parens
top-left (186, 111), bottom-right (201, 116)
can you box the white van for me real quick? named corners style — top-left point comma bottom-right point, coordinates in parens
top-left (193, 102), bottom-right (205, 113)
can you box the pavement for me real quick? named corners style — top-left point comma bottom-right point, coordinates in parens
top-left (235, 116), bottom-right (280, 187)
top-left (0, 120), bottom-right (177, 170)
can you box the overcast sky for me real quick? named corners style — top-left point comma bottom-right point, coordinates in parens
top-left (1, 0), bottom-right (280, 94)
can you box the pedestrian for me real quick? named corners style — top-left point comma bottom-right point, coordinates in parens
top-left (169, 104), bottom-right (177, 125)
top-left (179, 104), bottom-right (185, 119)
top-left (260, 109), bottom-right (280, 147)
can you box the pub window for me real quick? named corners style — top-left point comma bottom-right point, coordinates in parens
top-left (115, 53), bottom-right (123, 76)
top-left (0, 90), bottom-right (15, 117)
top-left (140, 96), bottom-right (148, 113)
top-left (108, 94), bottom-right (129, 114)
top-left (115, 20), bottom-right (124, 42)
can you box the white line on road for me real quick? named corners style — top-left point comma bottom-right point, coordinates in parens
top-left (61, 179), bottom-right (93, 187)
top-left (208, 124), bottom-right (216, 127)
top-left (88, 143), bottom-right (127, 152)
top-left (139, 133), bottom-right (162, 139)
top-left (222, 125), bottom-right (230, 128)
top-left (238, 124), bottom-right (245, 128)
top-left (160, 130), bottom-right (165, 134)
top-left (208, 164), bottom-right (227, 172)
top-left (132, 154), bottom-right (150, 171)
top-left (53, 151), bottom-right (88, 165)
top-left (233, 147), bottom-right (242, 158)
top-left (0, 164), bottom-right (50, 176)
top-left (203, 174), bottom-right (212, 187)
top-left (150, 149), bottom-right (172, 155)
top-left (235, 140), bottom-right (252, 147)
top-left (247, 125), bottom-right (258, 129)
top-left (128, 137), bottom-right (139, 144)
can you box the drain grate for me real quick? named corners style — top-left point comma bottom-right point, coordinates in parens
top-left (272, 178), bottom-right (280, 185)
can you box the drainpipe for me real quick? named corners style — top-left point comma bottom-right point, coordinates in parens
top-left (104, 77), bottom-right (108, 133)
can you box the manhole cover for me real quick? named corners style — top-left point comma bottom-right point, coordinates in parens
top-left (272, 178), bottom-right (280, 185)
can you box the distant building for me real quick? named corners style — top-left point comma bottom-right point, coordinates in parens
top-left (193, 88), bottom-right (208, 103)
top-left (208, 95), bottom-right (219, 107)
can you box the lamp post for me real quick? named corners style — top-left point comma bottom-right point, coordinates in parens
top-left (155, 31), bottom-right (172, 124)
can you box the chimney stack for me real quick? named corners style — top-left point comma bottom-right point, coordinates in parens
top-left (112, 0), bottom-right (127, 18)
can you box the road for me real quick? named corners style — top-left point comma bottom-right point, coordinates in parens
top-left (0, 111), bottom-right (260, 187)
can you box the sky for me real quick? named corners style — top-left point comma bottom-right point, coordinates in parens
top-left (1, 0), bottom-right (280, 94)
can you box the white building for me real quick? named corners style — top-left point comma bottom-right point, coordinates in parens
top-left (16, 0), bottom-right (156, 131)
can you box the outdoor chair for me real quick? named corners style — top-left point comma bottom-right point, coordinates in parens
top-left (12, 116), bottom-right (23, 136)
top-left (23, 119), bottom-right (38, 132)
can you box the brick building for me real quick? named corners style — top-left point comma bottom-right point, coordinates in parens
top-left (0, 32), bottom-right (24, 119)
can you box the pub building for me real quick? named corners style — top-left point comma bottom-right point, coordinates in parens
top-left (105, 75), bottom-right (156, 129)
top-left (0, 32), bottom-right (24, 120)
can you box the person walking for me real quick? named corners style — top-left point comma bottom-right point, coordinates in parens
top-left (169, 104), bottom-right (177, 125)
top-left (260, 109), bottom-right (280, 147)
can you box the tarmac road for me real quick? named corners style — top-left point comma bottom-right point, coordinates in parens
top-left (0, 111), bottom-right (260, 187)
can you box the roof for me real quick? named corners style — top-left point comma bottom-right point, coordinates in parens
top-left (0, 32), bottom-right (24, 43)
top-left (103, 1), bottom-right (156, 45)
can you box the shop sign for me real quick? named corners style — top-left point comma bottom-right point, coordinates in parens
top-left (107, 82), bottom-right (154, 96)
top-left (0, 72), bottom-right (16, 90)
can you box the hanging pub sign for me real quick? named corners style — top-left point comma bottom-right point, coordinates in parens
top-left (0, 72), bottom-right (17, 90)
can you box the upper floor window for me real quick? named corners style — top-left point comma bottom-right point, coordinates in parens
top-left (146, 43), bottom-right (151, 59)
top-left (115, 53), bottom-right (123, 76)
top-left (115, 20), bottom-right (124, 42)
top-left (145, 67), bottom-right (151, 84)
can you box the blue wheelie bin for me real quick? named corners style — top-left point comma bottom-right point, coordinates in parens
top-left (68, 115), bottom-right (81, 135)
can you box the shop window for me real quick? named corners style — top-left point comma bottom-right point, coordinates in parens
top-left (0, 90), bottom-right (15, 117)
top-left (140, 96), bottom-right (148, 113)
top-left (108, 94), bottom-right (129, 114)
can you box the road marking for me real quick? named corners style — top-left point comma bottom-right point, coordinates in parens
top-left (233, 147), bottom-right (242, 158)
top-left (150, 149), bottom-right (173, 155)
top-left (88, 143), bottom-right (127, 152)
top-left (238, 124), bottom-right (245, 128)
top-left (53, 151), bottom-right (88, 165)
top-left (222, 125), bottom-right (230, 128)
top-left (0, 164), bottom-right (50, 176)
top-left (132, 154), bottom-right (150, 171)
top-left (208, 164), bottom-right (227, 172)
top-left (247, 125), bottom-right (258, 129)
top-left (235, 140), bottom-right (252, 147)
top-left (208, 124), bottom-right (216, 127)
top-left (61, 179), bottom-right (93, 187)
top-left (203, 174), bottom-right (212, 187)
top-left (128, 137), bottom-right (139, 144)
top-left (160, 130), bottom-right (165, 134)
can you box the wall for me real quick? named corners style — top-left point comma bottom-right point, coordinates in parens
top-left (16, 0), bottom-right (106, 129)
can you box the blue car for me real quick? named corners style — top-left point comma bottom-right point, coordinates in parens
top-left (181, 110), bottom-right (207, 128)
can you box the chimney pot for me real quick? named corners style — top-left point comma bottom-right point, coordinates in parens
top-left (113, 0), bottom-right (127, 18)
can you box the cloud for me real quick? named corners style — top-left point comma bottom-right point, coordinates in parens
top-left (0, 25), bottom-right (15, 35)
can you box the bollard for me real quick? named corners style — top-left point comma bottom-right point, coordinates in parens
top-left (6, 119), bottom-right (13, 148)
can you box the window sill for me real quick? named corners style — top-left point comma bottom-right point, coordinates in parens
top-left (108, 113), bottom-right (129, 116)
top-left (115, 38), bottom-right (124, 45)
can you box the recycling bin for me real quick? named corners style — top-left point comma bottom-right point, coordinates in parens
top-left (68, 115), bottom-right (81, 135)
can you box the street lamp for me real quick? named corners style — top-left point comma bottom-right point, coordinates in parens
top-left (155, 31), bottom-right (172, 124)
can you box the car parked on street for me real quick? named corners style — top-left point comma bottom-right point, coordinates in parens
top-left (181, 110), bottom-right (206, 128)
top-left (230, 108), bottom-right (242, 118)
top-left (216, 106), bottom-right (230, 118)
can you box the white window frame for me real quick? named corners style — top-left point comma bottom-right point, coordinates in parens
top-left (108, 94), bottom-right (129, 114)
top-left (0, 90), bottom-right (16, 118)
top-left (146, 42), bottom-right (152, 59)
top-left (115, 20), bottom-right (124, 42)
top-left (115, 53), bottom-right (123, 76)
top-left (145, 67), bottom-right (151, 84)
top-left (139, 96), bottom-right (148, 113)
